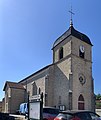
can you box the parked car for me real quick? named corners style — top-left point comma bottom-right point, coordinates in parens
top-left (54, 110), bottom-right (101, 120)
top-left (43, 107), bottom-right (59, 120)
top-left (19, 103), bottom-right (28, 115)
top-left (25, 106), bottom-right (59, 120)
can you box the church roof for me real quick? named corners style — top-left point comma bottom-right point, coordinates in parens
top-left (19, 64), bottom-right (52, 83)
top-left (53, 25), bottom-right (92, 49)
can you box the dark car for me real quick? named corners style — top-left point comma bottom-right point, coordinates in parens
top-left (0, 112), bottom-right (15, 120)
top-left (43, 107), bottom-right (59, 120)
top-left (25, 106), bottom-right (59, 120)
top-left (54, 110), bottom-right (101, 120)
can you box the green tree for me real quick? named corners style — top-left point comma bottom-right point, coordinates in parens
top-left (96, 94), bottom-right (101, 100)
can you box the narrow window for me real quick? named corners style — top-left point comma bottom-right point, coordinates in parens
top-left (79, 50), bottom-right (85, 58)
top-left (79, 45), bottom-right (85, 59)
top-left (32, 82), bottom-right (37, 96)
top-left (59, 47), bottom-right (63, 60)
top-left (38, 87), bottom-right (41, 94)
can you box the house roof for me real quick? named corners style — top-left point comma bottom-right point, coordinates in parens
top-left (52, 25), bottom-right (92, 49)
top-left (3, 81), bottom-right (25, 91)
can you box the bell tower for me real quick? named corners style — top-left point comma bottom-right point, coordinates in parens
top-left (52, 14), bottom-right (94, 111)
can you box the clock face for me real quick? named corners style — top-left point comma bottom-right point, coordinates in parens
top-left (80, 45), bottom-right (84, 53)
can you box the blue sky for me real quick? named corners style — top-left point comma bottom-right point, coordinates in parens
top-left (0, 0), bottom-right (101, 101)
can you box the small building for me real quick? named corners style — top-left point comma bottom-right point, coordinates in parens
top-left (3, 81), bottom-right (25, 113)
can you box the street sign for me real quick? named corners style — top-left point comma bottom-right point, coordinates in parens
top-left (29, 94), bottom-right (41, 101)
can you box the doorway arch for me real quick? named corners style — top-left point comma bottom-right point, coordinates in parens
top-left (78, 94), bottom-right (85, 110)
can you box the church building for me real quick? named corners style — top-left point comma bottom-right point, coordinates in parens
top-left (3, 16), bottom-right (95, 113)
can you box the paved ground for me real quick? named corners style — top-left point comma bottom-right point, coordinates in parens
top-left (10, 114), bottom-right (26, 120)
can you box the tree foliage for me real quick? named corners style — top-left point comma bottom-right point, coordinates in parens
top-left (96, 94), bottom-right (101, 108)
top-left (96, 93), bottom-right (101, 100)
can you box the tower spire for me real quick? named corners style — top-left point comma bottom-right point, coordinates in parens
top-left (69, 6), bottom-right (74, 26)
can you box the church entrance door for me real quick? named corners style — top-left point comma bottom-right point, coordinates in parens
top-left (78, 94), bottom-right (85, 110)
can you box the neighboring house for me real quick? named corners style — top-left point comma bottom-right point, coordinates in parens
top-left (3, 20), bottom-right (95, 113)
top-left (3, 81), bottom-right (25, 113)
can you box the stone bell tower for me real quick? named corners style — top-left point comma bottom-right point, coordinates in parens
top-left (52, 14), bottom-right (95, 111)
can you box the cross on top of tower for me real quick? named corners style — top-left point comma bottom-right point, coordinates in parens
top-left (69, 6), bottom-right (75, 26)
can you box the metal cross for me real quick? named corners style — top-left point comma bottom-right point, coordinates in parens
top-left (69, 6), bottom-right (75, 20)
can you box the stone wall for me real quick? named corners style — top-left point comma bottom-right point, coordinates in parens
top-left (10, 88), bottom-right (25, 113)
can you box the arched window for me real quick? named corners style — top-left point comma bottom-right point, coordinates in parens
top-left (78, 94), bottom-right (85, 110)
top-left (79, 45), bottom-right (85, 59)
top-left (32, 82), bottom-right (37, 96)
top-left (59, 47), bottom-right (63, 60)
top-left (79, 50), bottom-right (85, 58)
